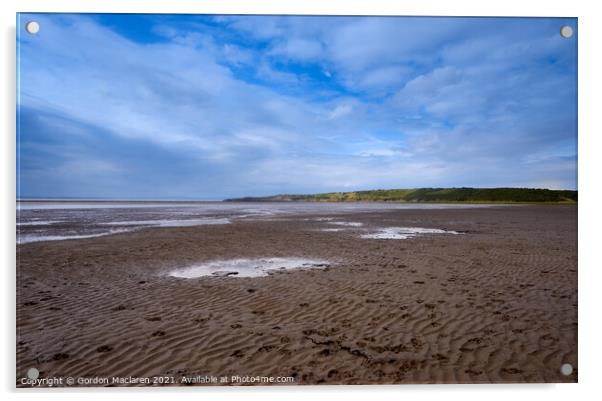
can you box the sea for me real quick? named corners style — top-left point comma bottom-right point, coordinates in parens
top-left (16, 200), bottom-right (490, 244)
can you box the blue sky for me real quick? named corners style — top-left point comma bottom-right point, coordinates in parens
top-left (17, 14), bottom-right (577, 199)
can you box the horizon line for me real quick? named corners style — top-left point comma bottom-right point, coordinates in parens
top-left (16, 186), bottom-right (578, 203)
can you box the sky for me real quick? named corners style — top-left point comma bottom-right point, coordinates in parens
top-left (17, 14), bottom-right (577, 200)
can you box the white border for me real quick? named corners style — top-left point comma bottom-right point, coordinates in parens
top-left (2, 1), bottom-right (600, 401)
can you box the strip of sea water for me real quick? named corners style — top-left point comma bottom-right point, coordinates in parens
top-left (16, 200), bottom-right (493, 244)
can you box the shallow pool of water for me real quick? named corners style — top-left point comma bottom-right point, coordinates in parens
top-left (169, 257), bottom-right (332, 278)
top-left (360, 227), bottom-right (460, 239)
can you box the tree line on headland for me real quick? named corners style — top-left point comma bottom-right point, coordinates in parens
top-left (225, 187), bottom-right (577, 203)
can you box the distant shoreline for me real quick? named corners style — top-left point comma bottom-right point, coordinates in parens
top-left (225, 187), bottom-right (578, 204)
top-left (16, 187), bottom-right (578, 205)
top-left (224, 200), bottom-right (577, 205)
top-left (16, 199), bottom-right (224, 204)
top-left (15, 199), bottom-right (577, 205)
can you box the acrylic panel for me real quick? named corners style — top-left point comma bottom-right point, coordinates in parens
top-left (16, 14), bottom-right (578, 387)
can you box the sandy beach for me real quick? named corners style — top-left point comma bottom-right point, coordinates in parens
top-left (16, 204), bottom-right (577, 385)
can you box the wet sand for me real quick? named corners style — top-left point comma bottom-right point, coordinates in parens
top-left (16, 205), bottom-right (577, 385)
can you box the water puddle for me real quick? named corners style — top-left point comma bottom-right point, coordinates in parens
top-left (17, 228), bottom-right (131, 244)
top-left (100, 218), bottom-right (230, 227)
top-left (328, 221), bottom-right (363, 227)
top-left (360, 227), bottom-right (460, 239)
top-left (169, 257), bottom-right (332, 278)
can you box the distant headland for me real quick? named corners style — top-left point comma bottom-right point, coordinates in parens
top-left (225, 187), bottom-right (578, 203)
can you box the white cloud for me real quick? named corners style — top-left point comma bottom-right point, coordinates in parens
top-left (269, 37), bottom-right (323, 61)
top-left (256, 62), bottom-right (301, 85)
top-left (328, 104), bottom-right (353, 120)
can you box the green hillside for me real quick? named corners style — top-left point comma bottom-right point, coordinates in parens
top-left (225, 187), bottom-right (577, 203)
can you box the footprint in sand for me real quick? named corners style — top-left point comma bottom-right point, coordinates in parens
top-left (501, 367), bottom-right (523, 374)
top-left (410, 338), bottom-right (424, 350)
top-left (465, 368), bottom-right (483, 375)
top-left (257, 345), bottom-right (276, 352)
top-left (231, 350), bottom-right (245, 358)
top-left (51, 352), bottom-right (69, 360)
